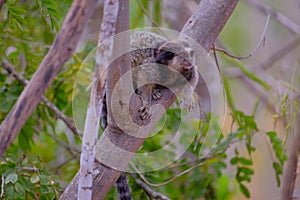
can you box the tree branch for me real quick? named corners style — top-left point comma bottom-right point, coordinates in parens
top-left (245, 0), bottom-right (300, 35)
top-left (1, 59), bottom-right (81, 136)
top-left (0, 175), bottom-right (4, 198)
top-left (162, 0), bottom-right (197, 31)
top-left (181, 0), bottom-right (238, 51)
top-left (77, 0), bottom-right (119, 199)
top-left (281, 98), bottom-right (300, 200)
top-left (129, 173), bottom-right (170, 200)
top-left (0, 0), bottom-right (100, 155)
top-left (215, 14), bottom-right (270, 60)
top-left (0, 0), bottom-right (6, 10)
top-left (60, 0), bottom-right (130, 199)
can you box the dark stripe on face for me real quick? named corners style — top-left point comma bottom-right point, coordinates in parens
top-left (154, 50), bottom-right (175, 65)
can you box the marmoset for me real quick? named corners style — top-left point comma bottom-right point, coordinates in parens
top-left (130, 31), bottom-right (199, 119)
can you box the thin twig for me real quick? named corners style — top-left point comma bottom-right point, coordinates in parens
top-left (2, 61), bottom-right (81, 155)
top-left (149, 133), bottom-right (239, 173)
top-left (42, 98), bottom-right (81, 135)
top-left (146, 0), bottom-right (153, 27)
top-left (225, 36), bottom-right (300, 79)
top-left (245, 0), bottom-right (300, 35)
top-left (54, 154), bottom-right (78, 174)
top-left (5, 35), bottom-right (51, 49)
top-left (214, 15), bottom-right (270, 60)
top-left (47, 132), bottom-right (80, 155)
top-left (136, 0), bottom-right (160, 28)
top-left (17, 167), bottom-right (40, 172)
top-left (1, 59), bottom-right (82, 136)
top-left (260, 36), bottom-right (300, 70)
top-left (0, 175), bottom-right (4, 198)
top-left (158, 153), bottom-right (215, 172)
top-left (131, 161), bottom-right (207, 187)
top-left (136, 0), bottom-right (167, 38)
top-left (220, 34), bottom-right (298, 117)
top-left (242, 76), bottom-right (277, 114)
top-left (212, 44), bottom-right (221, 73)
top-left (129, 173), bottom-right (170, 200)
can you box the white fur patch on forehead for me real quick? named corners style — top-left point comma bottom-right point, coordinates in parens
top-left (157, 40), bottom-right (193, 56)
top-left (184, 46), bottom-right (193, 54)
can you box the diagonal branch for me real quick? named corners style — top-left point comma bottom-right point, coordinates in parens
top-left (181, 0), bottom-right (238, 51)
top-left (0, 0), bottom-right (100, 155)
top-left (1, 59), bottom-right (81, 136)
top-left (245, 0), bottom-right (300, 35)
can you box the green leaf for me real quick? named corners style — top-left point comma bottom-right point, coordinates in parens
top-left (6, 185), bottom-right (14, 197)
top-left (5, 173), bottom-right (18, 184)
top-left (7, 50), bottom-right (19, 59)
top-left (18, 131), bottom-right (32, 151)
top-left (0, 74), bottom-right (6, 82)
top-left (9, 7), bottom-right (26, 15)
top-left (223, 76), bottom-right (236, 111)
top-left (246, 117), bottom-right (258, 130)
top-left (47, 7), bottom-right (59, 18)
top-left (40, 185), bottom-right (49, 194)
top-left (267, 131), bottom-right (286, 186)
top-left (230, 157), bottom-right (239, 165)
top-left (7, 0), bottom-right (16, 4)
top-left (40, 174), bottom-right (50, 185)
top-left (237, 174), bottom-right (251, 183)
top-left (42, 0), bottom-right (57, 8)
top-left (14, 182), bottom-right (26, 196)
top-left (273, 162), bottom-right (282, 186)
top-left (19, 176), bottom-right (32, 191)
top-left (266, 131), bottom-right (276, 138)
top-left (239, 183), bottom-right (250, 198)
top-left (239, 167), bottom-right (254, 176)
top-left (30, 173), bottom-right (39, 184)
top-left (239, 157), bottom-right (253, 166)
top-left (224, 56), bottom-right (270, 90)
top-left (216, 174), bottom-right (230, 200)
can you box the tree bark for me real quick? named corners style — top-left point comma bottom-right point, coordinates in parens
top-left (0, 0), bottom-right (6, 10)
top-left (77, 0), bottom-right (119, 199)
top-left (60, 0), bottom-right (238, 199)
top-left (281, 97), bottom-right (300, 200)
top-left (0, 0), bottom-right (100, 155)
top-left (60, 0), bottom-right (130, 199)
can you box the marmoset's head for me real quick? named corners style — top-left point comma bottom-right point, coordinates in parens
top-left (155, 40), bottom-right (196, 81)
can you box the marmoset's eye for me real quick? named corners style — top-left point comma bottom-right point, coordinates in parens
top-left (190, 50), bottom-right (194, 57)
top-left (155, 50), bottom-right (175, 65)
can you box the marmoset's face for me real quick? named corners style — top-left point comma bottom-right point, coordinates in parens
top-left (155, 41), bottom-right (195, 72)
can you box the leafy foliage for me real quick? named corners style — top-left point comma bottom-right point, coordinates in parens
top-left (0, 0), bottom-right (79, 199)
top-left (230, 149), bottom-right (254, 198)
top-left (0, 153), bottom-right (61, 200)
top-left (266, 131), bottom-right (287, 186)
top-left (223, 74), bottom-right (287, 198)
